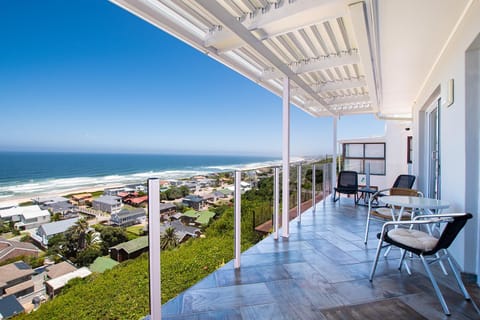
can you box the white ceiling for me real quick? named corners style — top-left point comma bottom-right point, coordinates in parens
top-left (110, 0), bottom-right (472, 119)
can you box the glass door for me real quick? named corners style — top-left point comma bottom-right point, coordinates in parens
top-left (427, 98), bottom-right (441, 199)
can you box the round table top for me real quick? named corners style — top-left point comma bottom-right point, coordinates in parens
top-left (379, 196), bottom-right (450, 209)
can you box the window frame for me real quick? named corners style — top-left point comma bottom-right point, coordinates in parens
top-left (342, 142), bottom-right (386, 176)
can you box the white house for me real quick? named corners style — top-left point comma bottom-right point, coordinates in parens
top-left (0, 206), bottom-right (51, 230)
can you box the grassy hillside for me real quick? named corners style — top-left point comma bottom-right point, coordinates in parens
top-left (17, 202), bottom-right (268, 320)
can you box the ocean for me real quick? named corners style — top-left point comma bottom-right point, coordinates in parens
top-left (0, 152), bottom-right (281, 201)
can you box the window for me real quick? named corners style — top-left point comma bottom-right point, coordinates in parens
top-left (342, 143), bottom-right (386, 175)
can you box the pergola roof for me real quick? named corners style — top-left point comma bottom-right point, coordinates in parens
top-left (110, 0), bottom-right (472, 119)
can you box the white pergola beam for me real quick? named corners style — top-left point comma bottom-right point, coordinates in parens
top-left (348, 1), bottom-right (379, 112)
top-left (282, 77), bottom-right (290, 238)
top-left (205, 0), bottom-right (345, 52)
top-left (262, 53), bottom-right (360, 80)
top-left (196, 0), bottom-right (337, 117)
top-left (291, 78), bottom-right (367, 95)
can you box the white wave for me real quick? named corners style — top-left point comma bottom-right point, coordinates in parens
top-left (0, 157), bottom-right (314, 201)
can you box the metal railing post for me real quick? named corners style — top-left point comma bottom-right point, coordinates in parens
top-left (273, 167), bottom-right (280, 240)
top-left (323, 163), bottom-right (328, 206)
top-left (297, 164), bottom-right (301, 222)
top-left (148, 178), bottom-right (161, 320)
top-left (234, 170), bottom-right (241, 269)
top-left (312, 164), bottom-right (316, 213)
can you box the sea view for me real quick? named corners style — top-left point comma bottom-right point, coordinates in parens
top-left (0, 152), bottom-right (281, 201)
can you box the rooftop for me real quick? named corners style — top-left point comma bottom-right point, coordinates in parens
top-left (94, 195), bottom-right (122, 205)
top-left (46, 261), bottom-right (78, 279)
top-left (111, 236), bottom-right (148, 254)
top-left (38, 217), bottom-right (79, 237)
top-left (45, 267), bottom-right (92, 291)
top-left (0, 261), bottom-right (34, 287)
top-left (89, 256), bottom-right (119, 273)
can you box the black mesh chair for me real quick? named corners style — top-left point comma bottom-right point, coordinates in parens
top-left (370, 213), bottom-right (474, 316)
top-left (333, 171), bottom-right (358, 204)
top-left (392, 174), bottom-right (416, 189)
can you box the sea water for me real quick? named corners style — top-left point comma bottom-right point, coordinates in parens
top-left (0, 152), bottom-right (280, 200)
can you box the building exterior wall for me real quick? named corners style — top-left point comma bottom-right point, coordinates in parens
top-left (411, 2), bottom-right (480, 278)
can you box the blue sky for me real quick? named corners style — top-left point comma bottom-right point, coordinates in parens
top-left (0, 0), bottom-right (385, 157)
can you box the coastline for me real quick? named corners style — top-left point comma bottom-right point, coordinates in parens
top-left (0, 184), bottom-right (126, 206)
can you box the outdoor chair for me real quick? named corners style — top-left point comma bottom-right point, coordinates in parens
top-left (333, 171), bottom-right (358, 204)
top-left (369, 213), bottom-right (475, 316)
top-left (392, 174), bottom-right (416, 189)
top-left (364, 187), bottom-right (422, 244)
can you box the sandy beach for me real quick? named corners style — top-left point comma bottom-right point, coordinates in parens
top-left (0, 183), bottom-right (126, 206)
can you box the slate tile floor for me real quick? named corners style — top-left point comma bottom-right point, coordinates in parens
top-left (161, 198), bottom-right (480, 319)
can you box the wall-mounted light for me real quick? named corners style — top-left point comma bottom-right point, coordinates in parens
top-left (446, 78), bottom-right (454, 107)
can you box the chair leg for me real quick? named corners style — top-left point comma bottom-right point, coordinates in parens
top-left (420, 255), bottom-right (451, 315)
top-left (364, 213), bottom-right (371, 244)
top-left (444, 249), bottom-right (471, 300)
top-left (398, 249), bottom-right (407, 270)
top-left (369, 237), bottom-right (384, 281)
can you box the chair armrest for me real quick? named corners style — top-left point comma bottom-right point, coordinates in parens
top-left (378, 217), bottom-right (454, 240)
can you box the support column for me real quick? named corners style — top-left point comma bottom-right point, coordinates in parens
top-left (148, 178), bottom-right (161, 320)
top-left (273, 167), bottom-right (280, 239)
top-left (332, 117), bottom-right (338, 193)
top-left (234, 170), bottom-right (241, 268)
top-left (282, 77), bottom-right (290, 238)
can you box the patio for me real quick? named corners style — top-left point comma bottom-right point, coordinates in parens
top-left (161, 197), bottom-right (479, 319)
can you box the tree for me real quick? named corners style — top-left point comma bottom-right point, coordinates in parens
top-left (160, 227), bottom-right (179, 250)
top-left (100, 226), bottom-right (129, 254)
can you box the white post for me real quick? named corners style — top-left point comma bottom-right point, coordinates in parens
top-left (282, 77), bottom-right (290, 238)
top-left (234, 170), bottom-right (241, 268)
top-left (332, 117), bottom-right (338, 194)
top-left (365, 162), bottom-right (371, 188)
top-left (297, 164), bottom-right (301, 222)
top-left (312, 164), bottom-right (316, 213)
top-left (273, 167), bottom-right (280, 239)
top-left (148, 178), bottom-right (161, 320)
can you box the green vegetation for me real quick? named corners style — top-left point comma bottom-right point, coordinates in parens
top-left (0, 254), bottom-right (45, 268)
top-left (160, 185), bottom-right (190, 200)
top-left (18, 179), bottom-right (275, 320)
top-left (160, 227), bottom-right (178, 250)
top-left (126, 224), bottom-right (144, 237)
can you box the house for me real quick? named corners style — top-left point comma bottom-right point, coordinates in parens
top-left (110, 208), bottom-right (146, 227)
top-left (11, 206), bottom-right (50, 230)
top-left (109, 236), bottom-right (148, 262)
top-left (161, 220), bottom-right (200, 243)
top-left (0, 202), bottom-right (18, 211)
top-left (44, 201), bottom-right (78, 217)
top-left (0, 295), bottom-right (24, 319)
top-left (32, 218), bottom-right (79, 247)
top-left (103, 187), bottom-right (125, 196)
top-left (45, 267), bottom-right (91, 298)
top-left (124, 195), bottom-right (148, 207)
top-left (70, 193), bottom-right (92, 205)
top-left (0, 261), bottom-right (34, 298)
top-left (180, 210), bottom-right (216, 226)
top-left (45, 261), bottom-right (77, 279)
top-left (195, 211), bottom-right (216, 226)
top-left (202, 191), bottom-right (226, 203)
top-left (92, 196), bottom-right (122, 213)
top-left (160, 203), bottom-right (176, 214)
top-left (182, 195), bottom-right (205, 210)
top-left (0, 238), bottom-right (41, 264)
top-left (32, 196), bottom-right (69, 206)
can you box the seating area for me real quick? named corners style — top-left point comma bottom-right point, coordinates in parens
top-left (160, 198), bottom-right (480, 319)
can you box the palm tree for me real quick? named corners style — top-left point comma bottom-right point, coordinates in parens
top-left (70, 219), bottom-right (89, 250)
top-left (161, 227), bottom-right (179, 250)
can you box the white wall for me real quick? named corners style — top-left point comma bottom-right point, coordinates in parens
top-left (385, 120), bottom-right (412, 189)
top-left (412, 2), bottom-right (480, 276)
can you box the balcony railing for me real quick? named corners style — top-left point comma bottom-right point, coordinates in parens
top-left (147, 156), bottom-right (334, 319)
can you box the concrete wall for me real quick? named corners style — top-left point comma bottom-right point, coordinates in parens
top-left (412, 2), bottom-right (480, 278)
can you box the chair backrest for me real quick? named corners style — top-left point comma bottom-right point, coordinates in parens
top-left (337, 171), bottom-right (358, 189)
top-left (431, 213), bottom-right (473, 254)
top-left (390, 188), bottom-right (419, 196)
top-left (393, 174), bottom-right (416, 189)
